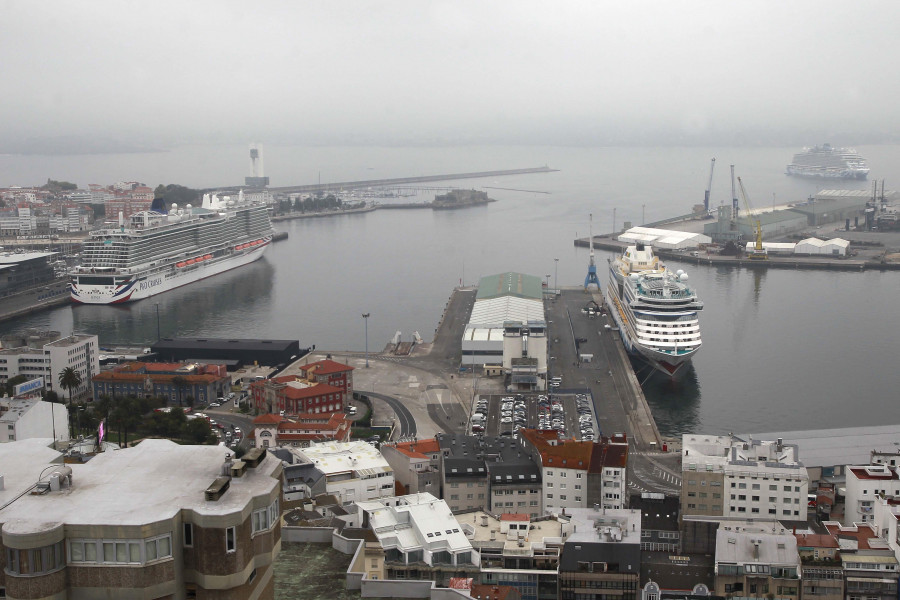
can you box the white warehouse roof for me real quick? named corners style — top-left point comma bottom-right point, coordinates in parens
top-left (618, 227), bottom-right (712, 249)
top-left (468, 295), bottom-right (545, 326)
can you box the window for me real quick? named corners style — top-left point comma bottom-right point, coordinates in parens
top-left (226, 527), bottom-right (236, 552)
top-left (184, 523), bottom-right (193, 547)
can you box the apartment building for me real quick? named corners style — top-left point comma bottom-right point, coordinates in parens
top-left (291, 440), bottom-right (395, 505)
top-left (354, 492), bottom-right (480, 585)
top-left (519, 429), bottom-right (628, 514)
top-left (297, 359), bottom-right (354, 394)
top-left (380, 438), bottom-right (442, 497)
top-left (681, 434), bottom-right (809, 520)
top-left (714, 530), bottom-right (801, 600)
top-left (0, 332), bottom-right (99, 401)
top-left (844, 464), bottom-right (900, 525)
top-left (455, 511), bottom-right (571, 600)
top-left (0, 438), bottom-right (282, 600)
top-left (558, 507), bottom-right (642, 600)
top-left (439, 433), bottom-right (542, 517)
top-left (0, 397), bottom-right (69, 445)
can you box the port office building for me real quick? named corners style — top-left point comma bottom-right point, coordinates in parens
top-left (461, 272), bottom-right (547, 390)
top-left (150, 337), bottom-right (306, 370)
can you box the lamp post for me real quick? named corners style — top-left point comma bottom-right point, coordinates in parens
top-left (154, 303), bottom-right (161, 341)
top-left (362, 313), bottom-right (370, 368)
top-left (554, 258), bottom-right (559, 291)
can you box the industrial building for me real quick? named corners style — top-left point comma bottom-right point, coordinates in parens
top-left (0, 251), bottom-right (59, 294)
top-left (704, 206), bottom-right (808, 243)
top-left (794, 237), bottom-right (850, 256)
top-left (617, 227), bottom-right (712, 250)
top-left (150, 337), bottom-right (306, 369)
top-left (788, 190), bottom-right (873, 227)
top-left (461, 272), bottom-right (547, 390)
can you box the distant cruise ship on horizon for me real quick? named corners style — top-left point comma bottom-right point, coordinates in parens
top-left (70, 190), bottom-right (273, 304)
top-left (786, 143), bottom-right (869, 180)
top-left (606, 244), bottom-right (703, 377)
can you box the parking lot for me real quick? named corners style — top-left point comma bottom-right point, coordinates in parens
top-left (470, 392), bottom-right (599, 441)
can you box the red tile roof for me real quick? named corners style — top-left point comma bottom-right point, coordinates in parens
top-left (824, 523), bottom-right (878, 549)
top-left (500, 513), bottom-right (530, 522)
top-left (849, 467), bottom-right (900, 481)
top-left (448, 577), bottom-right (473, 590)
top-left (253, 414), bottom-right (283, 425)
top-left (281, 382), bottom-right (343, 399)
top-left (470, 584), bottom-right (519, 600)
top-left (300, 359), bottom-right (354, 375)
top-left (393, 438), bottom-right (441, 459)
top-left (795, 533), bottom-right (839, 549)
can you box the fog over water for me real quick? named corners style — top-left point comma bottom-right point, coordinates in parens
top-left (3, 1), bottom-right (900, 150)
top-left (2, 144), bottom-right (899, 436)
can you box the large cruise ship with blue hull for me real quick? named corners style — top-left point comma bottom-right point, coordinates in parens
top-left (606, 243), bottom-right (703, 377)
top-left (70, 191), bottom-right (273, 304)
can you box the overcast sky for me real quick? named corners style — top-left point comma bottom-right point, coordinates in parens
top-left (3, 0), bottom-right (899, 149)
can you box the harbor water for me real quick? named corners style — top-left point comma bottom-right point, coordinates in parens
top-left (1, 144), bottom-right (899, 436)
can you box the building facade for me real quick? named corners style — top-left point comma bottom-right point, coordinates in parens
top-left (0, 332), bottom-right (99, 401)
top-left (91, 361), bottom-right (230, 405)
top-left (0, 397), bottom-right (69, 446)
top-left (249, 412), bottom-right (351, 449)
top-left (681, 435), bottom-right (809, 520)
top-left (0, 439), bottom-right (283, 600)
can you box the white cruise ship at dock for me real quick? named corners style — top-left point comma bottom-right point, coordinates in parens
top-left (70, 191), bottom-right (273, 304)
top-left (607, 243), bottom-right (703, 376)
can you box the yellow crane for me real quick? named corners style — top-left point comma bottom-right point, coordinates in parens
top-left (737, 176), bottom-right (768, 260)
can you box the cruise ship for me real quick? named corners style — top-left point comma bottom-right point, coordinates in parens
top-left (70, 191), bottom-right (273, 304)
top-left (786, 144), bottom-right (869, 179)
top-left (606, 244), bottom-right (703, 376)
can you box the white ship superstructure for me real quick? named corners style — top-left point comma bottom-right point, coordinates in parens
top-left (70, 191), bottom-right (273, 304)
top-left (786, 144), bottom-right (869, 179)
top-left (607, 244), bottom-right (703, 376)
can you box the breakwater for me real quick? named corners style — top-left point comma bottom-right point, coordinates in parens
top-left (215, 166), bottom-right (558, 195)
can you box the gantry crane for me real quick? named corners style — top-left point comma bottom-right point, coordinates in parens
top-left (737, 177), bottom-right (768, 260)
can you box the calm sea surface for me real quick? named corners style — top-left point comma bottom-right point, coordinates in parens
top-left (2, 144), bottom-right (899, 435)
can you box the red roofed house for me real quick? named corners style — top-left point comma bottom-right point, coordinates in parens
top-left (251, 376), bottom-right (346, 416)
top-left (380, 438), bottom-right (443, 497)
top-left (470, 584), bottom-right (522, 600)
top-left (519, 428), bottom-right (629, 513)
top-left (250, 412), bottom-right (351, 449)
top-left (298, 359), bottom-right (354, 394)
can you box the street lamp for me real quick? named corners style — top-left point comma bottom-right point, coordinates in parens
top-left (154, 303), bottom-right (161, 341)
top-left (554, 258), bottom-right (559, 291)
top-left (362, 313), bottom-right (370, 368)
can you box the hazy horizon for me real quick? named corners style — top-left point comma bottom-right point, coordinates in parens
top-left (3, 1), bottom-right (900, 153)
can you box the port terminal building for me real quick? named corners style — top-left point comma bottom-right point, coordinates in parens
top-left (617, 227), bottom-right (711, 250)
top-left (150, 337), bottom-right (306, 370)
top-left (460, 272), bottom-right (547, 391)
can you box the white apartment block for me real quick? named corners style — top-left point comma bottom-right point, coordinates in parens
top-left (0, 334), bottom-right (99, 401)
top-left (294, 440), bottom-right (395, 506)
top-left (682, 434), bottom-right (809, 519)
top-left (845, 464), bottom-right (900, 525)
top-left (0, 397), bottom-right (69, 445)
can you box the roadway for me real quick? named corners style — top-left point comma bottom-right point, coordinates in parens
top-left (366, 391), bottom-right (417, 438)
top-left (547, 288), bottom-right (681, 496)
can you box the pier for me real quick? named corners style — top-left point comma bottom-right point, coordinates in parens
top-left (212, 166), bottom-right (558, 194)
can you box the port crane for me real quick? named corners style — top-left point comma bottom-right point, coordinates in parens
top-left (737, 177), bottom-right (768, 260)
top-left (703, 158), bottom-right (716, 213)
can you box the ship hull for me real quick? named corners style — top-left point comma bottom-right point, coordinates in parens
top-left (71, 241), bottom-right (269, 304)
top-left (606, 283), bottom-right (698, 377)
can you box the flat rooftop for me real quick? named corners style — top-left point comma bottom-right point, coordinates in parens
top-left (455, 511), bottom-right (567, 546)
top-left (295, 440), bottom-right (392, 476)
top-left (744, 424), bottom-right (900, 469)
top-left (0, 439), bottom-right (280, 535)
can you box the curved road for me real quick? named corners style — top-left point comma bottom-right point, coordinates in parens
top-left (366, 391), bottom-right (417, 438)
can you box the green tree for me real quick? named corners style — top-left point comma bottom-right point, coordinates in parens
top-left (43, 389), bottom-right (60, 403)
top-left (58, 367), bottom-right (83, 437)
top-left (184, 418), bottom-right (216, 444)
top-left (5, 374), bottom-right (31, 396)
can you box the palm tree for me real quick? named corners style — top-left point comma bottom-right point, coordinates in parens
top-left (58, 367), bottom-right (83, 437)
